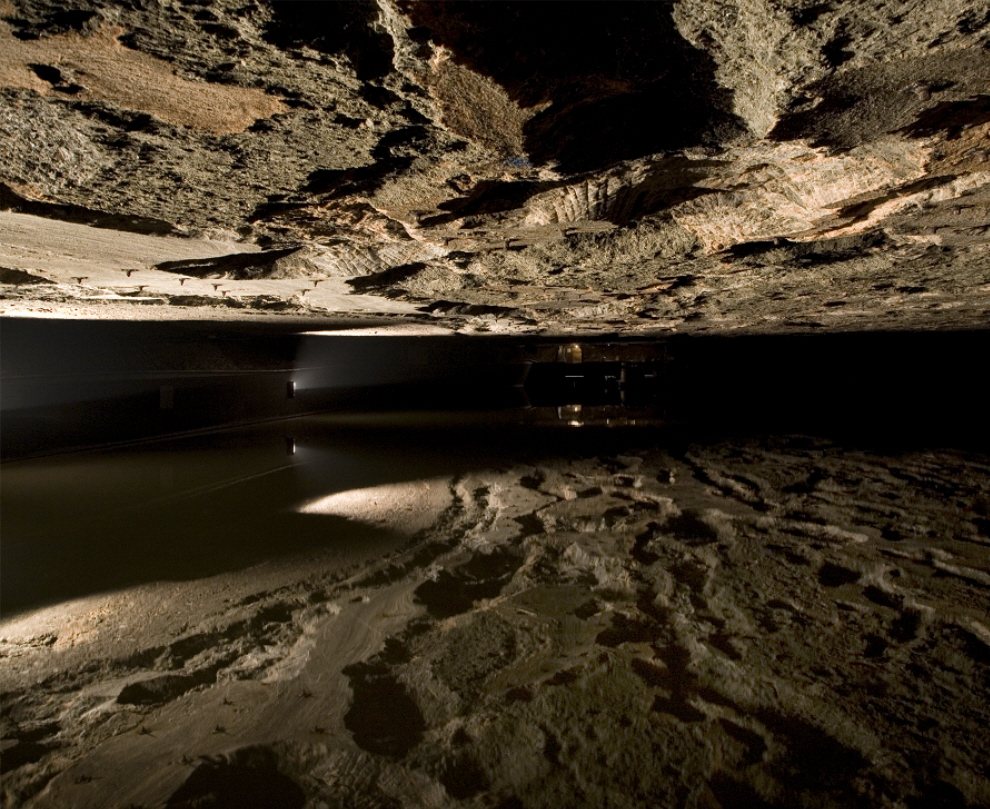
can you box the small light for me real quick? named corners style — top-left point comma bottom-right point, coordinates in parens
top-left (286, 380), bottom-right (296, 399)
top-left (286, 437), bottom-right (296, 455)
top-left (559, 343), bottom-right (583, 364)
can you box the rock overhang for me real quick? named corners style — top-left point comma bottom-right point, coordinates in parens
top-left (1, 0), bottom-right (988, 334)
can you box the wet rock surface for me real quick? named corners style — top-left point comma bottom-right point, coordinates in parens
top-left (2, 436), bottom-right (989, 808)
top-left (2, 0), bottom-right (990, 332)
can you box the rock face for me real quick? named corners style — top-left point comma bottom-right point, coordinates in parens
top-left (2, 0), bottom-right (990, 332)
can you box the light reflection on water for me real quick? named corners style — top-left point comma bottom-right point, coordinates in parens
top-left (0, 416), bottom-right (652, 616)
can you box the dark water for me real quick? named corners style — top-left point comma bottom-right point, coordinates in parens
top-left (4, 317), bottom-right (988, 454)
top-left (0, 412), bottom-right (699, 614)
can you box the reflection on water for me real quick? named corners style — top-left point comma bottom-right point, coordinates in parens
top-left (6, 318), bottom-right (990, 460)
top-left (0, 417), bottom-right (657, 614)
top-left (1, 421), bottom-right (413, 613)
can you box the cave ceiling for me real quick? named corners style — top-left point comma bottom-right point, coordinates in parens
top-left (2, 0), bottom-right (989, 333)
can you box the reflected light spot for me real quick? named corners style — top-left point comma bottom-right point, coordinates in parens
top-left (298, 478), bottom-right (453, 537)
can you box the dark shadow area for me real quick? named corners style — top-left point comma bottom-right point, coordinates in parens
top-left (5, 319), bottom-right (990, 456)
top-left (294, 126), bottom-right (430, 202)
top-left (768, 51), bottom-right (985, 150)
top-left (418, 178), bottom-right (555, 228)
top-left (898, 94), bottom-right (990, 140)
top-left (1, 6), bottom-right (98, 39)
top-left (0, 268), bottom-right (50, 285)
top-left (0, 318), bottom-right (529, 458)
top-left (0, 183), bottom-right (180, 236)
top-left (1, 318), bottom-right (301, 458)
top-left (722, 231), bottom-right (891, 263)
top-left (661, 329), bottom-right (990, 445)
top-left (401, 1), bottom-right (744, 172)
top-left (262, 0), bottom-right (394, 82)
top-left (249, 126), bottom-right (432, 221)
top-left (420, 155), bottom-right (719, 229)
top-left (0, 318), bottom-right (990, 452)
top-left (165, 746), bottom-right (305, 809)
top-left (346, 261), bottom-right (431, 291)
top-left (154, 249), bottom-right (300, 279)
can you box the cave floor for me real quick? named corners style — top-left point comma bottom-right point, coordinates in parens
top-left (2, 417), bottom-right (989, 809)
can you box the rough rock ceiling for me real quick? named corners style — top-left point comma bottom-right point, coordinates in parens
top-left (2, 0), bottom-right (990, 333)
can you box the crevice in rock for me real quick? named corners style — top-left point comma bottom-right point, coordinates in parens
top-left (1, 183), bottom-right (180, 236)
top-left (401, 1), bottom-right (744, 172)
top-left (262, 0), bottom-right (394, 83)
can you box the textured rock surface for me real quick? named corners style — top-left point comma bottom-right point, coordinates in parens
top-left (2, 0), bottom-right (990, 331)
top-left (2, 434), bottom-right (989, 808)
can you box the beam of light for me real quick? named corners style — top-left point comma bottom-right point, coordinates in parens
top-left (292, 330), bottom-right (442, 394)
top-left (297, 478), bottom-right (453, 538)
